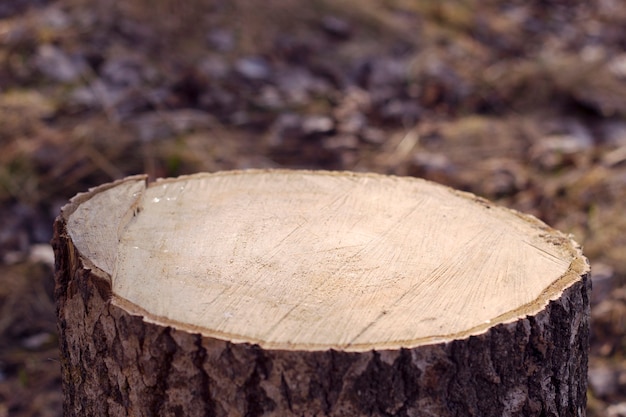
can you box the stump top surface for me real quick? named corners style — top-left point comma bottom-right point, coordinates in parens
top-left (65, 170), bottom-right (588, 351)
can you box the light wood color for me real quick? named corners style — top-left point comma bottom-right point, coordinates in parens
top-left (67, 170), bottom-right (586, 351)
top-left (54, 170), bottom-right (591, 417)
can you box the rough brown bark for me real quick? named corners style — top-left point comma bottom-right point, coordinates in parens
top-left (53, 171), bottom-right (590, 417)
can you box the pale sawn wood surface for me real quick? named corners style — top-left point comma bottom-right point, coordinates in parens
top-left (64, 170), bottom-right (588, 351)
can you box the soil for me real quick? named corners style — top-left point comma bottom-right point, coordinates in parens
top-left (1, 0), bottom-right (626, 415)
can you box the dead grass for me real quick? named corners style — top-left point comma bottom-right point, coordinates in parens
top-left (0, 262), bottom-right (60, 417)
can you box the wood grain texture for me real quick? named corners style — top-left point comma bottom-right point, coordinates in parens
top-left (53, 170), bottom-right (590, 416)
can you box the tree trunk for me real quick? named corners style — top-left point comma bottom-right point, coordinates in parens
top-left (52, 170), bottom-right (590, 417)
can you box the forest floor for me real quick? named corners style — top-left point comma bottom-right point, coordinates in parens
top-left (1, 0), bottom-right (626, 415)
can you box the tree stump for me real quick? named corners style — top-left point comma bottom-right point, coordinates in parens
top-left (53, 170), bottom-right (590, 417)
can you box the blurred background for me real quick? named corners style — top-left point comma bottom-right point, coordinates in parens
top-left (1, 0), bottom-right (626, 415)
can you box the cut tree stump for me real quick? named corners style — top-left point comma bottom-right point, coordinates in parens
top-left (53, 170), bottom-right (590, 417)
